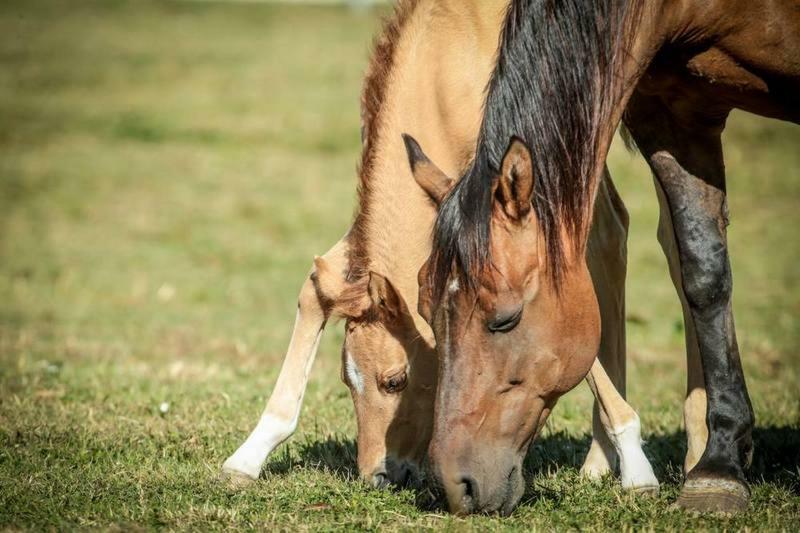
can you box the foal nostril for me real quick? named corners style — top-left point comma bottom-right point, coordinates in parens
top-left (371, 470), bottom-right (389, 489)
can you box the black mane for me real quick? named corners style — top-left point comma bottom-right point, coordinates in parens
top-left (429, 0), bottom-right (641, 298)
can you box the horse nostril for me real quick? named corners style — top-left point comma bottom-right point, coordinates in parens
top-left (460, 475), bottom-right (478, 506)
top-left (442, 474), bottom-right (479, 514)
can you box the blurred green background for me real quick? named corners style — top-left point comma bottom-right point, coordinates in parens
top-left (1, 0), bottom-right (798, 529)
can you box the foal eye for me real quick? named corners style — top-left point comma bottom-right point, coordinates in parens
top-left (487, 307), bottom-right (523, 334)
top-left (382, 371), bottom-right (408, 394)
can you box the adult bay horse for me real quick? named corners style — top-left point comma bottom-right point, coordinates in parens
top-left (222, 0), bottom-right (657, 494)
top-left (412, 0), bottom-right (799, 516)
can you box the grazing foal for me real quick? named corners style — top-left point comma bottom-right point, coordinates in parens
top-left (418, 0), bottom-right (799, 515)
top-left (223, 0), bottom-right (656, 495)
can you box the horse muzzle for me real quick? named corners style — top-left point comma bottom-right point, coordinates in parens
top-left (431, 445), bottom-right (525, 515)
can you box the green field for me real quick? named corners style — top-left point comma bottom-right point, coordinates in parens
top-left (1, 0), bottom-right (798, 530)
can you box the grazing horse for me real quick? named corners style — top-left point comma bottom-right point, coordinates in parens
top-left (414, 0), bottom-right (799, 516)
top-left (222, 0), bottom-right (658, 493)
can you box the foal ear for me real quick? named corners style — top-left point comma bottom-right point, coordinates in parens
top-left (402, 134), bottom-right (454, 205)
top-left (313, 256), bottom-right (346, 302)
top-left (314, 256), bottom-right (370, 318)
top-left (368, 272), bottom-right (406, 320)
top-left (495, 136), bottom-right (534, 221)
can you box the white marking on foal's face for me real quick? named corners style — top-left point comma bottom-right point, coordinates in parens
top-left (345, 350), bottom-right (365, 395)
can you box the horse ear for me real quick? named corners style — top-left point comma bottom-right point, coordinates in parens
top-left (402, 134), bottom-right (454, 205)
top-left (495, 136), bottom-right (534, 221)
top-left (417, 260), bottom-right (433, 325)
top-left (367, 272), bottom-right (406, 320)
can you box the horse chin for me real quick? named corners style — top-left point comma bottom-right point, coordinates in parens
top-left (499, 466), bottom-right (525, 516)
top-left (481, 460), bottom-right (525, 516)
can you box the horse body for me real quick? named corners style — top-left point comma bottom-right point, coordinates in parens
top-left (634, 0), bottom-right (800, 122)
top-left (419, 0), bottom-right (799, 515)
top-left (223, 0), bottom-right (658, 496)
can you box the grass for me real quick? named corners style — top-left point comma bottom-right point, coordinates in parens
top-left (0, 0), bottom-right (798, 530)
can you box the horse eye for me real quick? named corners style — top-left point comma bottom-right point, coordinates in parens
top-left (488, 307), bottom-right (523, 333)
top-left (382, 372), bottom-right (408, 394)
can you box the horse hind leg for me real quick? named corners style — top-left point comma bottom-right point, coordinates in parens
top-left (626, 91), bottom-right (753, 514)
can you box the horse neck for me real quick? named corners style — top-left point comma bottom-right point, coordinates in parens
top-left (481, 0), bottom-right (668, 263)
top-left (361, 0), bottom-right (506, 334)
top-left (593, 1), bottom-right (670, 169)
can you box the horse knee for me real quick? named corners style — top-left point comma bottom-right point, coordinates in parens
top-left (680, 242), bottom-right (731, 313)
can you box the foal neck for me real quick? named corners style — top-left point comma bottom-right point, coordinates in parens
top-left (354, 0), bottom-right (506, 335)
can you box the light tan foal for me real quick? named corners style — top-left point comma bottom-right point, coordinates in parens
top-left (222, 0), bottom-right (658, 492)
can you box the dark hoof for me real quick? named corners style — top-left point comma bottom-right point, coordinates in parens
top-left (218, 467), bottom-right (258, 489)
top-left (676, 477), bottom-right (749, 515)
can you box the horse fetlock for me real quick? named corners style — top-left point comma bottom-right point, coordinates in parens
top-left (609, 417), bottom-right (659, 492)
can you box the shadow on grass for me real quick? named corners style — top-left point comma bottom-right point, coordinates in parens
top-left (264, 424), bottom-right (800, 509)
top-left (522, 425), bottom-right (800, 502)
top-left (264, 433), bottom-right (359, 481)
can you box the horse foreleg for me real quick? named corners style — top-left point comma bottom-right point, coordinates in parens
top-left (654, 177), bottom-right (708, 475)
top-left (626, 91), bottom-right (753, 514)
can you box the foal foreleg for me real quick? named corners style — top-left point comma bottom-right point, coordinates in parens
top-left (583, 169), bottom-right (658, 492)
top-left (222, 240), bottom-right (347, 482)
top-left (585, 360), bottom-right (659, 492)
top-left (222, 275), bottom-right (326, 482)
top-left (581, 169), bottom-right (630, 478)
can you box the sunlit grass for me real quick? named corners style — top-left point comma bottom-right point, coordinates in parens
top-left (1, 0), bottom-right (798, 529)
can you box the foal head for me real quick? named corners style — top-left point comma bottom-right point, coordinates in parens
top-left (406, 135), bottom-right (601, 514)
top-left (314, 257), bottom-right (436, 488)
